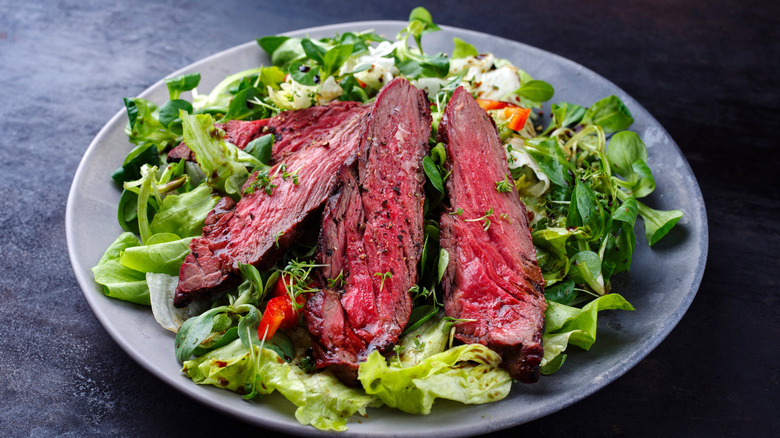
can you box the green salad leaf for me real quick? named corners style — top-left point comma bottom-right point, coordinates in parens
top-left (358, 314), bottom-right (511, 414)
top-left (541, 294), bottom-right (635, 374)
top-left (92, 232), bottom-right (149, 305)
top-left (581, 95), bottom-right (634, 133)
top-left (119, 237), bottom-right (193, 276)
top-left (452, 37), bottom-right (478, 59)
top-left (175, 306), bottom-right (236, 364)
top-left (514, 79), bottom-right (555, 103)
top-left (111, 142), bottom-right (160, 185)
top-left (180, 112), bottom-right (250, 199)
top-left (259, 37), bottom-right (306, 68)
top-left (123, 97), bottom-right (180, 150)
top-left (183, 340), bottom-right (380, 431)
top-left (543, 102), bottom-right (587, 134)
top-left (243, 134), bottom-right (274, 166)
top-left (148, 184), bottom-right (219, 238)
top-left (165, 73), bottom-right (201, 100)
top-left (636, 199), bottom-right (684, 246)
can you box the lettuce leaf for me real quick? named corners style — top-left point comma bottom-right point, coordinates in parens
top-left (91, 232), bottom-right (150, 305)
top-left (357, 314), bottom-right (511, 414)
top-left (359, 346), bottom-right (511, 415)
top-left (541, 294), bottom-right (635, 374)
top-left (183, 339), bottom-right (380, 431)
top-left (119, 237), bottom-right (193, 276)
top-left (147, 273), bottom-right (210, 332)
top-left (192, 67), bottom-right (264, 110)
top-left (181, 112), bottom-right (250, 199)
top-left (149, 184), bottom-right (219, 238)
top-left (267, 356), bottom-right (381, 430)
top-left (123, 97), bottom-right (180, 150)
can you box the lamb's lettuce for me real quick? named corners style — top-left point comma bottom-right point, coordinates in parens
top-left (451, 37), bottom-right (478, 59)
top-left (541, 294), bottom-right (635, 374)
top-left (514, 79), bottom-right (555, 103)
top-left (119, 237), bottom-right (193, 276)
top-left (635, 198), bottom-right (684, 246)
top-left (111, 142), bottom-right (159, 185)
top-left (608, 130), bottom-right (656, 198)
top-left (256, 37), bottom-right (306, 69)
top-left (393, 7), bottom-right (449, 79)
top-left (165, 73), bottom-right (201, 100)
top-left (91, 233), bottom-right (149, 305)
top-left (581, 95), bottom-right (635, 133)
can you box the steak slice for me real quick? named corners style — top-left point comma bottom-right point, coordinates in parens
top-left (265, 101), bottom-right (364, 159)
top-left (167, 142), bottom-right (194, 162)
top-left (218, 119), bottom-right (269, 149)
top-left (304, 78), bottom-right (431, 385)
top-left (217, 101), bottom-right (364, 160)
top-left (305, 169), bottom-right (371, 383)
top-left (175, 197), bottom-right (239, 302)
top-left (174, 104), bottom-right (370, 307)
top-left (438, 87), bottom-right (546, 383)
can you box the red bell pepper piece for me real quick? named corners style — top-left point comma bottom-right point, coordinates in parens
top-left (504, 106), bottom-right (531, 131)
top-left (477, 99), bottom-right (531, 131)
top-left (258, 294), bottom-right (306, 340)
top-left (257, 273), bottom-right (313, 340)
top-left (269, 273), bottom-right (294, 299)
top-left (476, 98), bottom-right (510, 111)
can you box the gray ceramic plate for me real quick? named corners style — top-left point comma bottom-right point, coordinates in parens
top-left (66, 21), bottom-right (708, 437)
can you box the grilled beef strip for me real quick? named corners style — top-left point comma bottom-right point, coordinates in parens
top-left (220, 101), bottom-right (363, 158)
top-left (438, 87), bottom-right (546, 383)
top-left (304, 78), bottom-right (431, 384)
top-left (167, 101), bottom-right (364, 164)
top-left (174, 104), bottom-right (370, 307)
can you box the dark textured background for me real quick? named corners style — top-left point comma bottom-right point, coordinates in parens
top-left (1, 0), bottom-right (777, 436)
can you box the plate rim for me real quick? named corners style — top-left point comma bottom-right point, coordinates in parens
top-left (66, 19), bottom-right (708, 437)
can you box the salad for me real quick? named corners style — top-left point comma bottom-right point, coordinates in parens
top-left (91, 7), bottom-right (683, 432)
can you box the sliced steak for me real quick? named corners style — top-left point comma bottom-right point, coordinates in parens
top-left (316, 169), bottom-right (363, 282)
top-left (266, 101), bottom-right (364, 159)
top-left (304, 78), bottom-right (431, 384)
top-left (218, 119), bottom-right (269, 149)
top-left (306, 169), bottom-right (370, 383)
top-left (175, 197), bottom-right (239, 302)
top-left (217, 101), bottom-right (364, 160)
top-left (174, 104), bottom-right (370, 307)
top-left (167, 142), bottom-right (194, 162)
top-left (438, 87), bottom-right (546, 383)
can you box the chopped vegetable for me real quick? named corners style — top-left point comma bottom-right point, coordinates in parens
top-left (476, 98), bottom-right (511, 110)
top-left (258, 293), bottom-right (307, 341)
top-left (504, 106), bottom-right (531, 131)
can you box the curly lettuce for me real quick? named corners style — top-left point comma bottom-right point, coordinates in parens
top-left (183, 339), bottom-right (380, 431)
top-left (357, 314), bottom-right (512, 414)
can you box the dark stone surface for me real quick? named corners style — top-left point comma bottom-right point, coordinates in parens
top-left (0, 0), bottom-right (777, 436)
